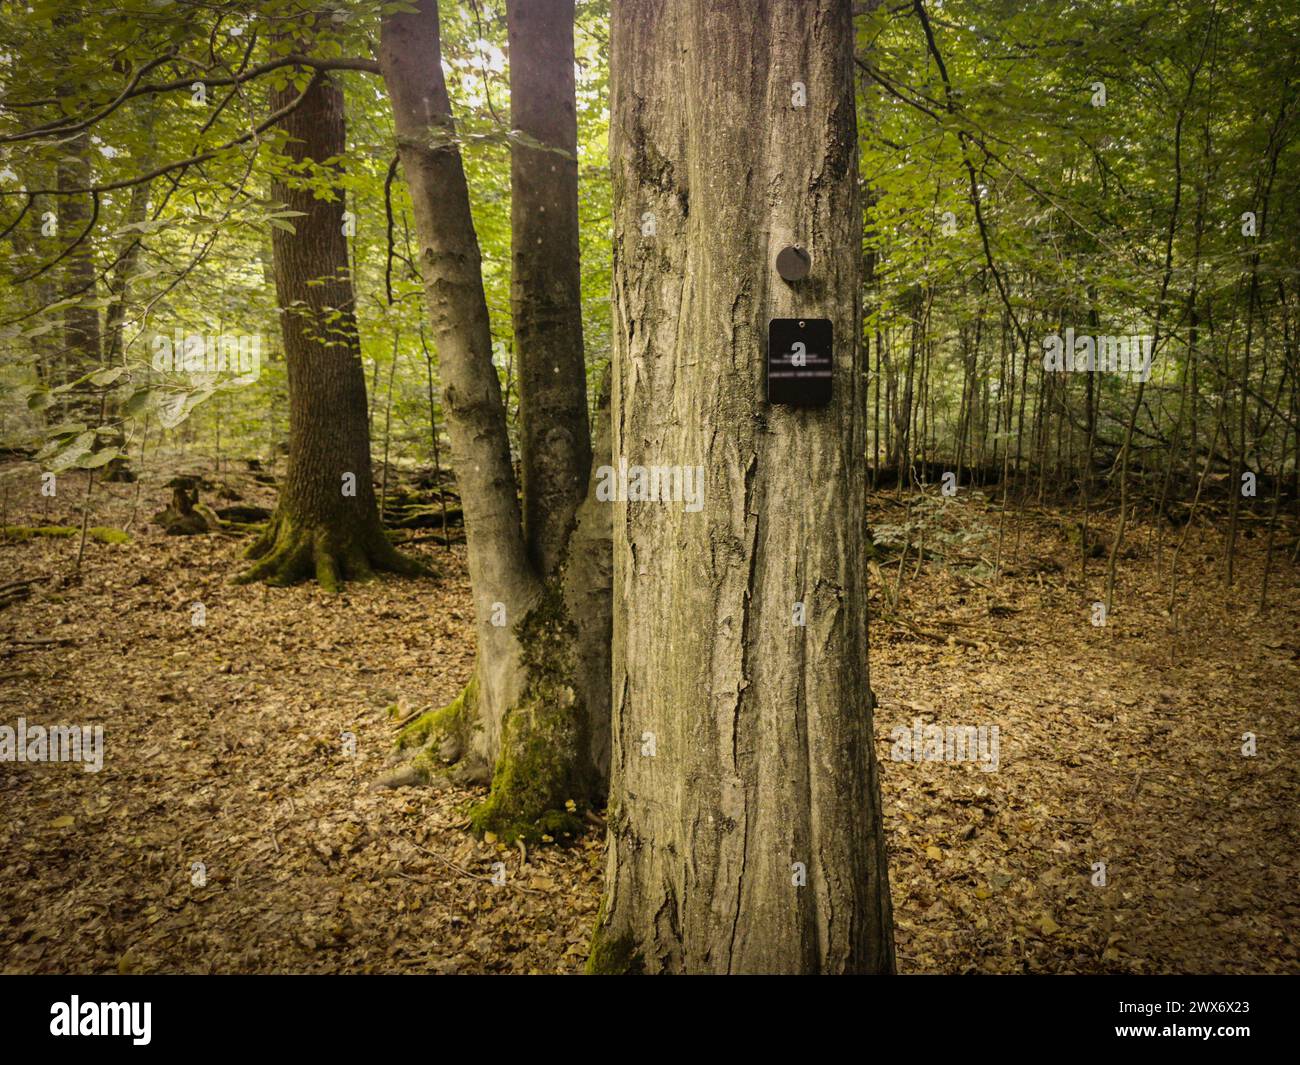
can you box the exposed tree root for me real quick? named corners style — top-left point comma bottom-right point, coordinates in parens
top-left (375, 676), bottom-right (490, 790)
top-left (396, 673), bottom-right (479, 759)
top-left (234, 510), bottom-right (427, 592)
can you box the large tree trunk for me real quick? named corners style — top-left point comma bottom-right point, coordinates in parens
top-left (52, 80), bottom-right (102, 434)
top-left (11, 165), bottom-right (59, 397)
top-left (237, 66), bottom-right (418, 592)
top-left (379, 0), bottom-right (609, 833)
top-left (590, 0), bottom-right (894, 974)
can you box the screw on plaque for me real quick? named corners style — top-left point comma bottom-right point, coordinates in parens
top-left (775, 245), bottom-right (810, 282)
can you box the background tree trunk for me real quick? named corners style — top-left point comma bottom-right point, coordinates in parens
top-left (591, 0), bottom-right (895, 973)
top-left (56, 131), bottom-right (100, 386)
top-left (51, 21), bottom-right (101, 416)
top-left (238, 66), bottom-right (418, 591)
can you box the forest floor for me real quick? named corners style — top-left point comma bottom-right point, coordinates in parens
top-left (0, 459), bottom-right (1297, 974)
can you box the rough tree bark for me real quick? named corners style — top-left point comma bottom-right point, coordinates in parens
top-left (378, 0), bottom-right (610, 836)
top-left (56, 130), bottom-right (100, 388)
top-left (237, 66), bottom-right (419, 592)
top-left (589, 0), bottom-right (895, 974)
top-left (50, 20), bottom-right (101, 410)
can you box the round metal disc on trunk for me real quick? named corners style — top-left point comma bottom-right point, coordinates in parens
top-left (775, 244), bottom-right (811, 281)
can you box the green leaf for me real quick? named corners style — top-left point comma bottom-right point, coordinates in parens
top-left (89, 367), bottom-right (127, 387)
top-left (77, 448), bottom-right (123, 469)
top-left (46, 431), bottom-right (96, 472)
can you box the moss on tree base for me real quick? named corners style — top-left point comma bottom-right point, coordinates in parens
top-left (467, 699), bottom-right (587, 843)
top-left (234, 510), bottom-right (426, 592)
top-left (585, 901), bottom-right (642, 974)
top-left (397, 673), bottom-right (478, 755)
top-left (375, 676), bottom-right (489, 790)
top-left (383, 585), bottom-right (593, 844)
top-left (467, 581), bottom-right (590, 844)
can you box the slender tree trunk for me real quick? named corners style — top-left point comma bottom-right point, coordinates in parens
top-left (1106, 31), bottom-right (1210, 612)
top-left (1227, 95), bottom-right (1286, 586)
top-left (419, 324), bottom-right (452, 550)
top-left (509, 0), bottom-right (592, 577)
top-left (381, 0), bottom-right (539, 772)
top-left (56, 128), bottom-right (100, 415)
top-left (591, 0), bottom-right (894, 974)
top-left (509, 0), bottom-right (612, 792)
top-left (380, 331), bottom-right (399, 523)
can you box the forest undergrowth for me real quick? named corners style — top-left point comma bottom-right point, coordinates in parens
top-left (1, 460), bottom-right (1295, 974)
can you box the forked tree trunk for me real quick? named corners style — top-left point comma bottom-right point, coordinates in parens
top-left (590, 0), bottom-right (894, 974)
top-left (238, 66), bottom-right (418, 592)
top-left (379, 0), bottom-right (610, 836)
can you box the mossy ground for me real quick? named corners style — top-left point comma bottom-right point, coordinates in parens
top-left (1, 524), bottom-right (129, 545)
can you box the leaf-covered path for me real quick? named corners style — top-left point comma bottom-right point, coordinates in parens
top-left (1, 469), bottom-right (1296, 973)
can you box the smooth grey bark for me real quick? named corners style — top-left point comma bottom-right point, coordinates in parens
top-left (379, 0), bottom-right (610, 822)
top-left (564, 370), bottom-right (613, 785)
top-left (380, 0), bottom-right (538, 768)
top-left (509, 0), bottom-right (592, 578)
top-left (592, 0), bottom-right (894, 973)
top-left (509, 0), bottom-right (610, 792)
